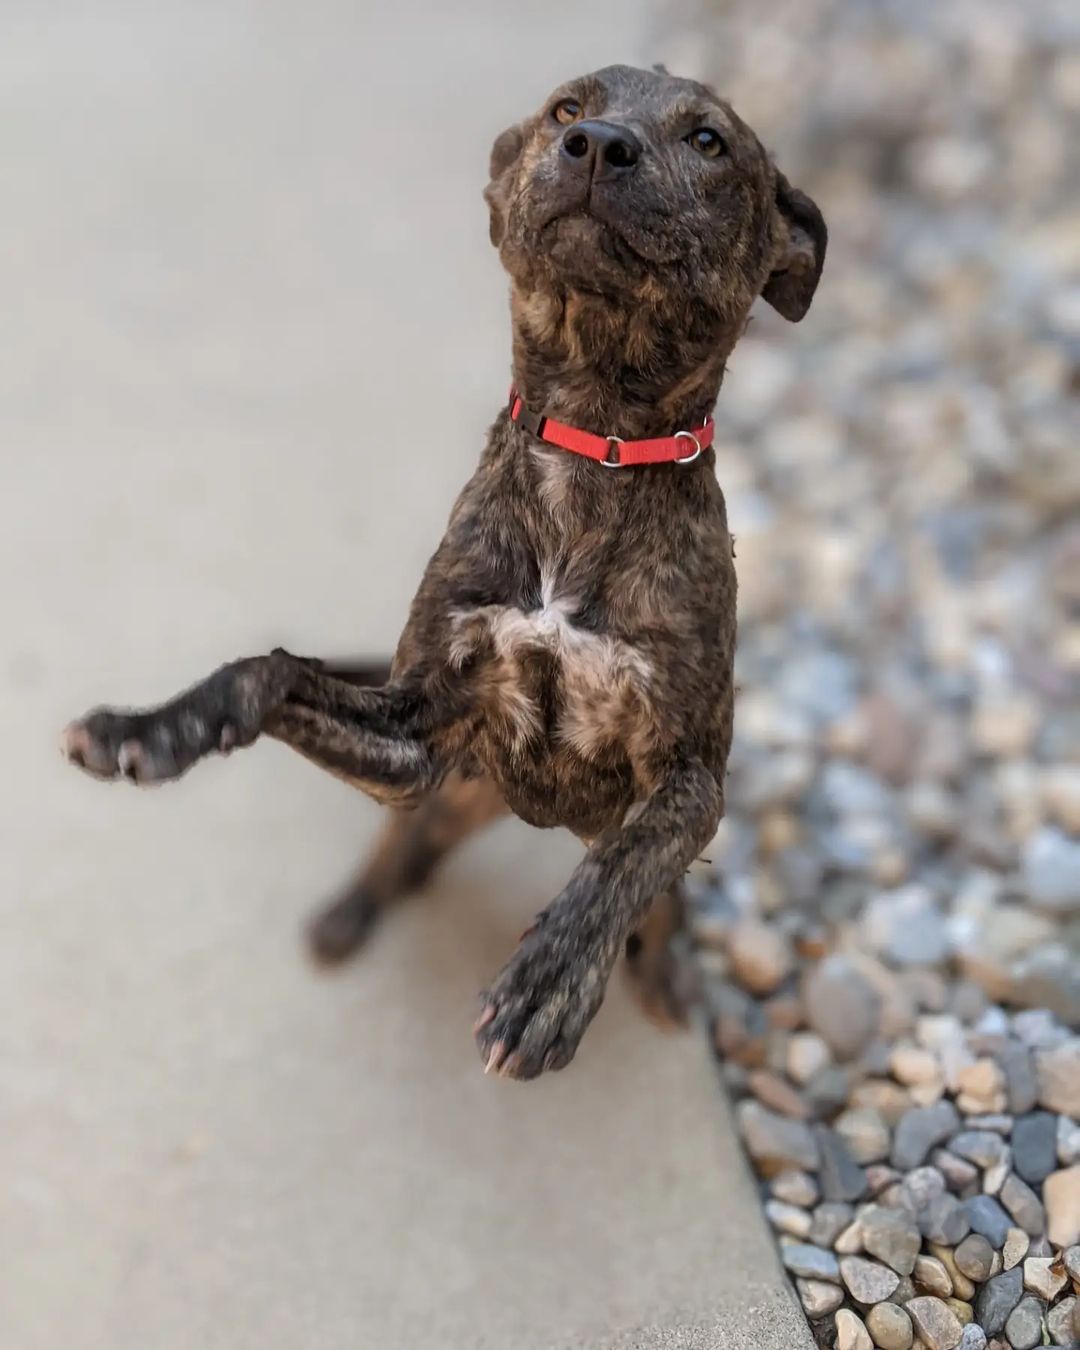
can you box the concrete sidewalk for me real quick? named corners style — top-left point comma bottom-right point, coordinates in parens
top-left (0, 4), bottom-right (811, 1347)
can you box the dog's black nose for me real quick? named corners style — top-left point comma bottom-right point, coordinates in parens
top-left (560, 120), bottom-right (641, 181)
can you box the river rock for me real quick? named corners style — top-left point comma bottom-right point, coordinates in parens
top-left (862, 1205), bottom-right (922, 1276)
top-left (782, 1243), bottom-right (841, 1282)
top-left (836, 1307), bottom-right (875, 1350)
top-left (1044, 1165), bottom-right (1080, 1247)
top-left (1011, 1110), bottom-right (1060, 1184)
top-left (842, 1255), bottom-right (902, 1304)
top-left (893, 1103), bottom-right (962, 1171)
top-left (999, 1172), bottom-right (1045, 1236)
top-left (1036, 1040), bottom-right (1080, 1116)
top-left (804, 956), bottom-right (882, 1060)
top-left (906, 1295), bottom-right (964, 1350)
top-left (973, 1267), bottom-right (1023, 1336)
top-left (737, 1101), bottom-right (819, 1173)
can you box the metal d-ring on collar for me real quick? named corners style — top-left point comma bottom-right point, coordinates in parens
top-left (601, 435), bottom-right (625, 468)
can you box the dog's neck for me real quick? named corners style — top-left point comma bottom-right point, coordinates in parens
top-left (508, 283), bottom-right (741, 441)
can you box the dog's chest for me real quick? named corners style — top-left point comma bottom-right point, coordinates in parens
top-left (448, 569), bottom-right (653, 759)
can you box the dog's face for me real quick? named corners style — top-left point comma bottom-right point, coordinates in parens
top-left (485, 64), bottom-right (825, 326)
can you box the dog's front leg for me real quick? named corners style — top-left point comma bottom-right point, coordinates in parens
top-left (475, 758), bottom-right (724, 1081)
top-left (63, 651), bottom-right (446, 806)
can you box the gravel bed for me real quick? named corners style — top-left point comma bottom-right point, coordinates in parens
top-left (655, 0), bottom-right (1079, 1345)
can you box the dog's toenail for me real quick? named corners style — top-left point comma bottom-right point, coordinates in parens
top-left (117, 740), bottom-right (142, 780)
top-left (483, 1042), bottom-right (505, 1075)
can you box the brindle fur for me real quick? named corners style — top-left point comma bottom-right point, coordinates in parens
top-left (63, 65), bottom-right (825, 1081)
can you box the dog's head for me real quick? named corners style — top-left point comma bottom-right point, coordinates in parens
top-left (486, 65), bottom-right (825, 342)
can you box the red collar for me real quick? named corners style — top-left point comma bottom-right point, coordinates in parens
top-left (508, 389), bottom-right (714, 468)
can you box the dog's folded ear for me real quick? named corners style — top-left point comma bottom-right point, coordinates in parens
top-left (484, 124), bottom-right (525, 248)
top-left (761, 171), bottom-right (827, 322)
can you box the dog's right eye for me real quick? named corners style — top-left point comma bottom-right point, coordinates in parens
top-left (551, 98), bottom-right (582, 126)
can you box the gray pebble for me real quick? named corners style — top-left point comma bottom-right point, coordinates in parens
top-left (892, 1102), bottom-right (962, 1171)
top-left (861, 1205), bottom-right (922, 1276)
top-left (810, 1201), bottom-right (854, 1248)
top-left (950, 1131), bottom-right (1010, 1170)
top-left (973, 1266), bottom-right (1023, 1336)
top-left (996, 1043), bottom-right (1038, 1115)
top-left (737, 1101), bottom-right (819, 1172)
top-left (817, 1125), bottom-right (869, 1203)
top-left (957, 1326), bottom-right (987, 1350)
top-left (1045, 1294), bottom-right (1077, 1346)
top-left (781, 1242), bottom-right (841, 1282)
top-left (1022, 826), bottom-right (1080, 913)
top-left (841, 1255), bottom-right (902, 1304)
top-left (796, 1277), bottom-right (844, 1319)
top-left (1058, 1114), bottom-right (1080, 1167)
top-left (805, 1065), bottom-right (856, 1117)
top-left (920, 1192), bottom-right (972, 1246)
top-left (902, 1165), bottom-right (947, 1212)
top-left (906, 1295), bottom-right (964, 1350)
top-left (963, 1195), bottom-right (1013, 1248)
top-left (931, 1149), bottom-right (979, 1191)
top-left (1010, 1110), bottom-right (1059, 1184)
top-left (804, 956), bottom-right (882, 1060)
top-left (953, 1233), bottom-right (994, 1283)
top-left (1004, 1294), bottom-right (1044, 1350)
top-left (999, 1172), bottom-right (1045, 1236)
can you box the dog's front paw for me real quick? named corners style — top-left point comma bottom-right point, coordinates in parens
top-left (474, 926), bottom-right (611, 1081)
top-left (62, 706), bottom-right (238, 784)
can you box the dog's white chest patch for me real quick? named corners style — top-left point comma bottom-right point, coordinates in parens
top-left (448, 570), bottom-right (652, 755)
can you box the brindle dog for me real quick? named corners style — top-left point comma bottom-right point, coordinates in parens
top-left (62, 65), bottom-right (826, 1081)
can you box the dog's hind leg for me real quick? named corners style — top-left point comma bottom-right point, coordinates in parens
top-left (308, 773), bottom-right (508, 964)
top-left (623, 883), bottom-right (690, 1030)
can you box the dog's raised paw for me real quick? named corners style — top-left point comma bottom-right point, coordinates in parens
top-left (62, 709), bottom-right (193, 784)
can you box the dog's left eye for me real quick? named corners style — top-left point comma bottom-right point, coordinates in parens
top-left (552, 98), bottom-right (582, 126)
top-left (686, 128), bottom-right (726, 158)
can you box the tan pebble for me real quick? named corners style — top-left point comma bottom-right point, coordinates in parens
top-left (727, 919), bottom-right (795, 995)
top-left (890, 1044), bottom-right (942, 1086)
top-left (944, 1298), bottom-right (973, 1326)
top-left (796, 1278), bottom-right (845, 1318)
top-left (865, 1301), bottom-right (914, 1350)
top-left (928, 1245), bottom-right (975, 1301)
top-left (1024, 1254), bottom-right (1068, 1301)
top-left (758, 808), bottom-right (801, 854)
top-left (1044, 1166), bottom-right (1080, 1248)
top-left (836, 1308), bottom-right (874, 1350)
top-left (906, 1295), bottom-right (964, 1350)
top-left (913, 1254), bottom-right (953, 1298)
top-left (909, 1078), bottom-right (947, 1108)
top-left (787, 1032), bottom-right (832, 1085)
top-left (1002, 1228), bottom-right (1029, 1270)
top-left (836, 1219), bottom-right (866, 1254)
top-left (852, 1079), bottom-right (914, 1127)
